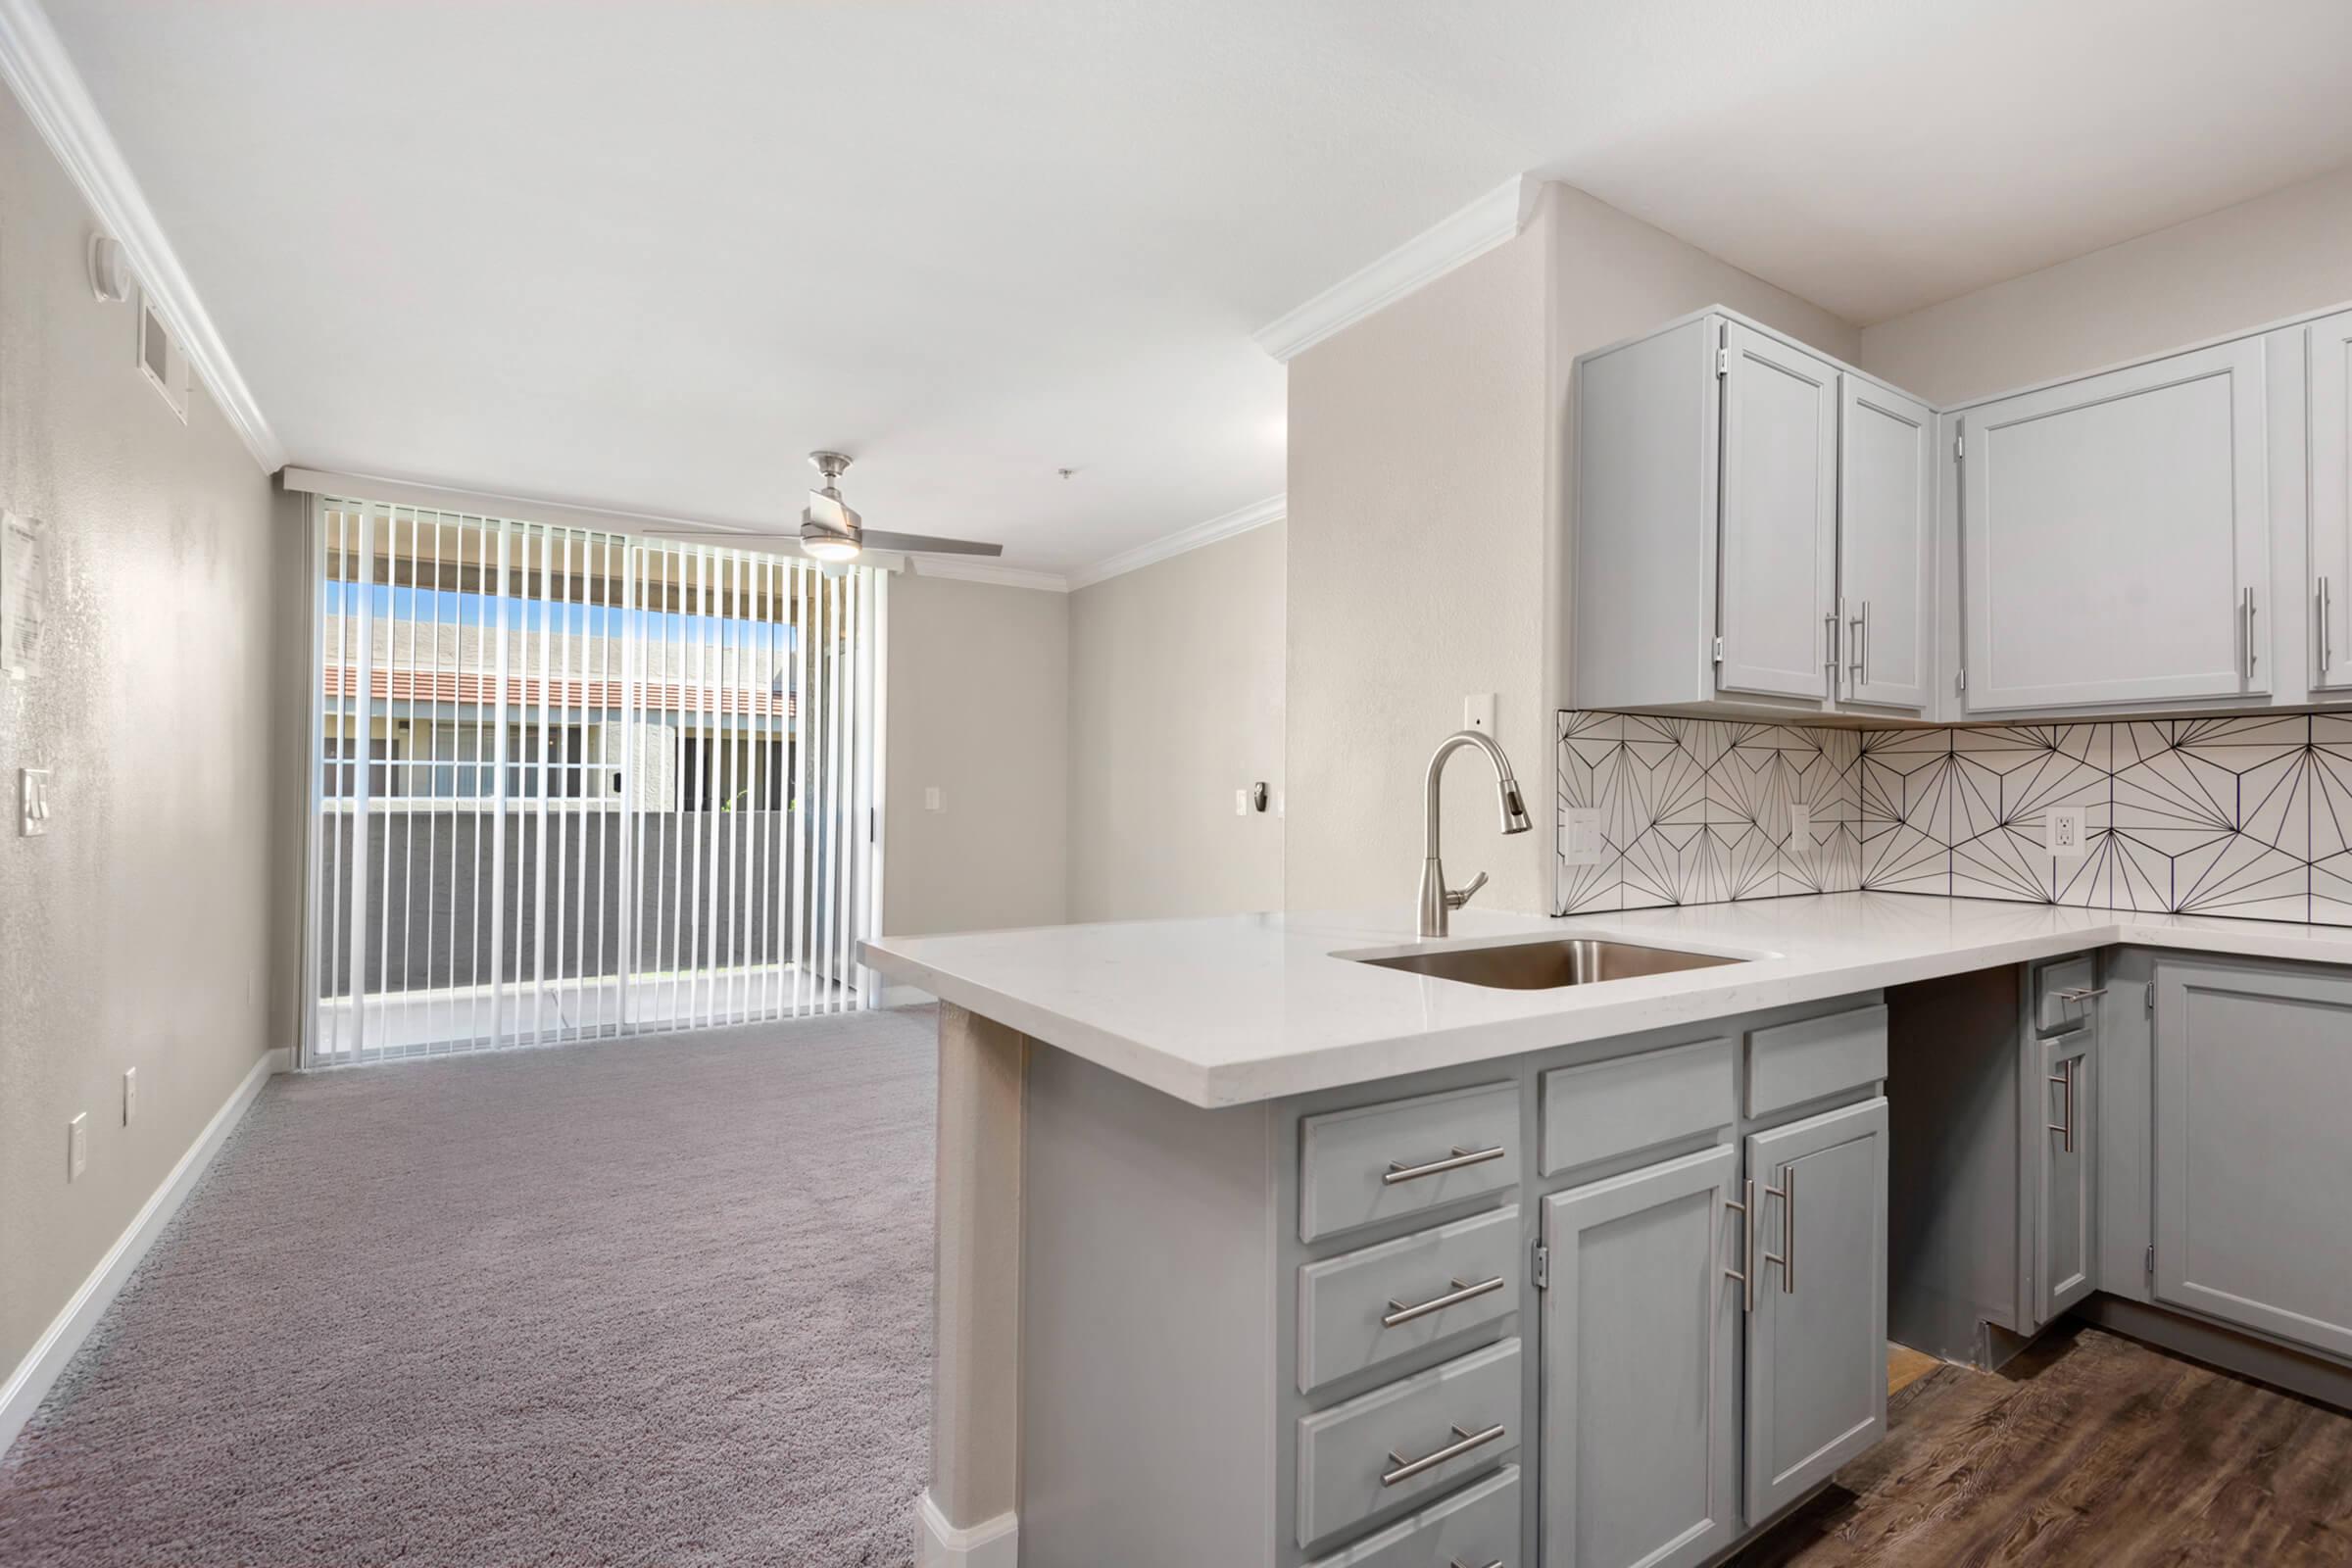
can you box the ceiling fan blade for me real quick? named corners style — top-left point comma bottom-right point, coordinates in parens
top-left (635, 525), bottom-right (809, 556)
top-left (858, 530), bottom-right (1004, 557)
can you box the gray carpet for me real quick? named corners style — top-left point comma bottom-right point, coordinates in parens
top-left (0, 1007), bottom-right (939, 1567)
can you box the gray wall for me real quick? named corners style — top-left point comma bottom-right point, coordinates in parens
top-left (0, 89), bottom-right (282, 1379)
top-left (883, 570), bottom-right (1069, 936)
top-left (1066, 520), bottom-right (1286, 922)
top-left (1858, 165), bottom-right (2352, 405)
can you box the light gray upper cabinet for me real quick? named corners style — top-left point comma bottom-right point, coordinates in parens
top-left (1742, 1098), bottom-right (1888, 1523)
top-left (2312, 309), bottom-right (2352, 690)
top-left (1540, 1145), bottom-right (1740, 1568)
top-left (1569, 310), bottom-right (1934, 716)
top-left (1718, 323), bottom-right (1840, 704)
top-left (1955, 338), bottom-right (2273, 712)
top-left (1838, 379), bottom-right (1936, 711)
top-left (2153, 960), bottom-right (2352, 1361)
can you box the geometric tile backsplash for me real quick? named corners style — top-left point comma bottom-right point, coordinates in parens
top-left (1558, 710), bottom-right (2352, 927)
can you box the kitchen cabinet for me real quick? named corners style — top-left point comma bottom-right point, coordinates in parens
top-left (2312, 309), bottom-right (2352, 689)
top-left (1717, 323), bottom-right (1839, 703)
top-left (1742, 1098), bottom-right (1888, 1521)
top-left (2153, 959), bottom-right (2352, 1361)
top-left (1539, 1146), bottom-right (1740, 1568)
top-left (2034, 1027), bottom-right (2096, 1324)
top-left (1953, 338), bottom-right (2272, 712)
top-left (1569, 310), bottom-right (1934, 716)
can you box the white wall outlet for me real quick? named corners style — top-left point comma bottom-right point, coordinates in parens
top-left (123, 1067), bottom-right (136, 1127)
top-left (1463, 693), bottom-right (1496, 735)
top-left (2045, 805), bottom-right (2087, 858)
top-left (1788, 804), bottom-right (1812, 856)
top-left (923, 786), bottom-right (943, 812)
top-left (68, 1112), bottom-right (88, 1181)
top-left (1563, 807), bottom-right (1608, 865)
top-left (21, 766), bottom-right (50, 837)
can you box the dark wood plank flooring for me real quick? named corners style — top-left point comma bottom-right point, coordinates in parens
top-left (1734, 1324), bottom-right (2352, 1566)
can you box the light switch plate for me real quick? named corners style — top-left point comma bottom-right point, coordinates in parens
top-left (2045, 806), bottom-right (2086, 858)
top-left (1563, 807), bottom-right (1608, 865)
top-left (21, 767), bottom-right (50, 837)
top-left (923, 786), bottom-right (943, 812)
top-left (68, 1112), bottom-right (87, 1181)
top-left (123, 1067), bottom-right (136, 1127)
top-left (1463, 693), bottom-right (1496, 735)
top-left (1789, 804), bottom-right (1813, 857)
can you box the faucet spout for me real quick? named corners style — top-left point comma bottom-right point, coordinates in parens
top-left (1418, 728), bottom-right (1534, 938)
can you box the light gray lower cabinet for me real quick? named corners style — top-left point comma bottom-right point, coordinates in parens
top-left (2153, 961), bottom-right (2352, 1359)
top-left (2034, 1027), bottom-right (2096, 1323)
top-left (1742, 1098), bottom-right (1889, 1521)
top-left (1539, 1145), bottom-right (1740, 1568)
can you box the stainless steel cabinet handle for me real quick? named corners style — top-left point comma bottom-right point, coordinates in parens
top-left (1847, 600), bottom-right (1865, 683)
top-left (1448, 1560), bottom-right (1504, 1568)
top-left (1383, 1274), bottom-right (1506, 1328)
top-left (2322, 578), bottom-right (2334, 675)
top-left (2244, 586), bottom-right (2259, 679)
top-left (2048, 1059), bottom-right (2076, 1153)
top-left (1762, 1168), bottom-right (1795, 1294)
top-left (1383, 1145), bottom-right (1505, 1186)
top-left (2055, 986), bottom-right (2106, 1004)
top-left (1382, 1421), bottom-right (1506, 1487)
top-left (1825, 610), bottom-right (1839, 691)
top-left (1723, 1178), bottom-right (1755, 1314)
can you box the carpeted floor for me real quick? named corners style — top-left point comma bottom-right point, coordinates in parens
top-left (0, 1007), bottom-right (939, 1567)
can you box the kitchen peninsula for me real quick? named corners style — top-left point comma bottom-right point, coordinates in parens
top-left (865, 893), bottom-right (2352, 1568)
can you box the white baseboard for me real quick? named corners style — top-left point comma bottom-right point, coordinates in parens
top-left (915, 1490), bottom-right (1018, 1568)
top-left (0, 1046), bottom-right (285, 1455)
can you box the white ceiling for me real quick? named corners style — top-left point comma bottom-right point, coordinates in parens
top-left (43, 0), bottom-right (2352, 573)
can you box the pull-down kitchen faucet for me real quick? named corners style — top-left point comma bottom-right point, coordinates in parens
top-left (1419, 729), bottom-right (1534, 937)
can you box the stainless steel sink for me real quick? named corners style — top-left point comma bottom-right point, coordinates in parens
top-left (1350, 937), bottom-right (1744, 990)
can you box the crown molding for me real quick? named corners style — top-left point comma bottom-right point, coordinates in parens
top-left (1251, 175), bottom-right (1535, 364)
top-left (0, 0), bottom-right (283, 471)
top-left (906, 557), bottom-right (1069, 593)
top-left (1065, 493), bottom-right (1285, 591)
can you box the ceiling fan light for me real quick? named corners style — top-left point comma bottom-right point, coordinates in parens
top-left (801, 534), bottom-right (860, 563)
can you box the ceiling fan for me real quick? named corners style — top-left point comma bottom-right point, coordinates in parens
top-left (642, 452), bottom-right (1004, 564)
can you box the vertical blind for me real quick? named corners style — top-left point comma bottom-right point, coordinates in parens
top-left (306, 497), bottom-right (882, 1065)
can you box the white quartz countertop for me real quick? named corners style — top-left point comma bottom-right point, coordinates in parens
top-left (860, 894), bottom-right (2352, 1107)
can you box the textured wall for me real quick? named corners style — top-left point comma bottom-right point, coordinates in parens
top-left (1560, 710), bottom-right (2352, 927)
top-left (882, 571), bottom-right (1068, 936)
top-left (1066, 521), bottom-right (1285, 922)
top-left (0, 90), bottom-right (281, 1378)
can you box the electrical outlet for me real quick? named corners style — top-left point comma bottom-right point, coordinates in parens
top-left (1789, 804), bottom-right (1812, 856)
top-left (1563, 807), bottom-right (1607, 865)
top-left (2045, 806), bottom-right (2087, 857)
top-left (923, 786), bottom-right (943, 812)
top-left (68, 1112), bottom-right (87, 1181)
top-left (123, 1067), bottom-right (136, 1127)
top-left (1463, 693), bottom-right (1496, 735)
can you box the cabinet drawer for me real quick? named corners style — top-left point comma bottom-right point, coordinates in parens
top-left (1300, 1083), bottom-right (1520, 1243)
top-left (2034, 955), bottom-right (2099, 1035)
top-left (1297, 1337), bottom-right (1522, 1547)
top-left (1745, 1005), bottom-right (1886, 1118)
top-left (1542, 1035), bottom-right (1734, 1176)
top-left (1304, 1462), bottom-right (1521, 1568)
top-left (1298, 1205), bottom-right (1520, 1393)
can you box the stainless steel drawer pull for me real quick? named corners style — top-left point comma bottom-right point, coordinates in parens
top-left (1723, 1178), bottom-right (1755, 1314)
top-left (2054, 986), bottom-right (2106, 1004)
top-left (2244, 585), bottom-right (2260, 679)
top-left (1383, 1145), bottom-right (1506, 1186)
top-left (1449, 1560), bottom-right (1504, 1568)
top-left (1762, 1168), bottom-right (1794, 1295)
top-left (1382, 1421), bottom-right (1506, 1487)
top-left (2048, 1059), bottom-right (2076, 1153)
top-left (1383, 1275), bottom-right (1506, 1328)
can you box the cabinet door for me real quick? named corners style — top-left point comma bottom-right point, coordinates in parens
top-left (1959, 338), bottom-right (2271, 711)
top-left (2034, 1028), bottom-right (2096, 1324)
top-left (2313, 310), bottom-right (2352, 689)
top-left (1838, 379), bottom-right (1935, 711)
top-left (2154, 963), bottom-right (2352, 1359)
top-left (1718, 322), bottom-right (1838, 704)
top-left (1541, 1145), bottom-right (1739, 1568)
top-left (1743, 1099), bottom-right (1887, 1524)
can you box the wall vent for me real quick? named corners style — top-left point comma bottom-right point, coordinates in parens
top-left (137, 290), bottom-right (188, 421)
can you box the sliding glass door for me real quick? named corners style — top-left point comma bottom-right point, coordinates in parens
top-left (304, 496), bottom-right (882, 1065)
